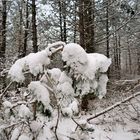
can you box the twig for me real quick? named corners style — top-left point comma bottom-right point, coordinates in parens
top-left (87, 92), bottom-right (140, 122)
top-left (0, 81), bottom-right (13, 99)
top-left (2, 121), bottom-right (25, 130)
top-left (71, 117), bottom-right (84, 131)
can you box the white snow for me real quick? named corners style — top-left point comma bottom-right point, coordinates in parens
top-left (97, 74), bottom-right (109, 99)
top-left (3, 101), bottom-right (12, 108)
top-left (62, 43), bottom-right (111, 98)
top-left (47, 68), bottom-right (61, 84)
top-left (30, 121), bottom-right (43, 132)
top-left (18, 104), bottom-right (32, 118)
top-left (28, 81), bottom-right (50, 109)
top-left (62, 43), bottom-right (88, 74)
top-left (11, 128), bottom-right (20, 140)
top-left (18, 134), bottom-right (30, 140)
top-left (8, 50), bottom-right (50, 82)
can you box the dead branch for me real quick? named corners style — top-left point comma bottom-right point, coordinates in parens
top-left (87, 92), bottom-right (140, 122)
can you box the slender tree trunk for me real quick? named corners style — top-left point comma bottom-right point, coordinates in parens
top-left (62, 1), bottom-right (67, 42)
top-left (23, 0), bottom-right (29, 57)
top-left (73, 2), bottom-right (77, 43)
top-left (137, 47), bottom-right (140, 75)
top-left (0, 0), bottom-right (7, 57)
top-left (78, 0), bottom-right (85, 49)
top-left (18, 2), bottom-right (23, 58)
top-left (0, 1), bottom-right (2, 54)
top-left (106, 0), bottom-right (109, 58)
top-left (32, 0), bottom-right (38, 53)
top-left (127, 38), bottom-right (132, 74)
top-left (58, 0), bottom-right (63, 41)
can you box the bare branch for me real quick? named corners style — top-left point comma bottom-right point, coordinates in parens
top-left (87, 92), bottom-right (140, 122)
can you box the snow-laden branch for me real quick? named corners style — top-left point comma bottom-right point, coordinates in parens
top-left (87, 91), bottom-right (140, 122)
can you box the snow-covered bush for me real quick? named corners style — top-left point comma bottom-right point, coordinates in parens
top-left (0, 42), bottom-right (111, 140)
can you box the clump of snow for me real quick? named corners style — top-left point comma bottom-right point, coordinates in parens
top-left (62, 43), bottom-right (111, 98)
top-left (62, 43), bottom-right (88, 74)
top-left (28, 81), bottom-right (50, 109)
top-left (62, 100), bottom-right (79, 117)
top-left (30, 121), bottom-right (43, 132)
top-left (3, 101), bottom-right (12, 108)
top-left (11, 128), bottom-right (20, 140)
top-left (8, 58), bottom-right (26, 82)
top-left (97, 74), bottom-right (109, 99)
top-left (56, 71), bottom-right (74, 107)
top-left (18, 104), bottom-right (32, 118)
top-left (8, 50), bottom-right (50, 82)
top-left (18, 134), bottom-right (30, 140)
top-left (47, 68), bottom-right (61, 84)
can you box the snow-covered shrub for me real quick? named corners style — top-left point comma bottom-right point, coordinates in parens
top-left (0, 42), bottom-right (111, 140)
top-left (62, 43), bottom-right (111, 98)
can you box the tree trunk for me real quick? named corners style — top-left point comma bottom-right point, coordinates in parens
top-left (78, 0), bottom-right (85, 49)
top-left (18, 1), bottom-right (23, 58)
top-left (58, 0), bottom-right (63, 41)
top-left (62, 1), bottom-right (67, 42)
top-left (23, 0), bottom-right (29, 57)
top-left (106, 0), bottom-right (109, 58)
top-left (73, 2), bottom-right (77, 43)
top-left (0, 1), bottom-right (2, 56)
top-left (127, 38), bottom-right (132, 74)
top-left (32, 0), bottom-right (38, 53)
top-left (78, 0), bottom-right (95, 52)
top-left (0, 0), bottom-right (7, 57)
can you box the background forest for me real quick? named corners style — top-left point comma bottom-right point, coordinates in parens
top-left (1, 0), bottom-right (140, 80)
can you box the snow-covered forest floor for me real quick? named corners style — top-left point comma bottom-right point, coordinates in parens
top-left (85, 79), bottom-right (140, 140)
top-left (1, 78), bottom-right (140, 140)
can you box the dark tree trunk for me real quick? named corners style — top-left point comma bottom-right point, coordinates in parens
top-left (78, 0), bottom-right (85, 49)
top-left (0, 0), bottom-right (7, 57)
top-left (73, 3), bottom-right (77, 43)
top-left (23, 0), bottom-right (29, 57)
top-left (58, 0), bottom-right (63, 41)
top-left (0, 1), bottom-right (2, 54)
top-left (106, 0), bottom-right (109, 58)
top-left (32, 0), bottom-right (38, 53)
top-left (18, 2), bottom-right (23, 58)
top-left (78, 0), bottom-right (95, 52)
top-left (62, 1), bottom-right (67, 42)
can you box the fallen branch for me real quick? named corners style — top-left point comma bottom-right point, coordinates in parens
top-left (87, 92), bottom-right (140, 122)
